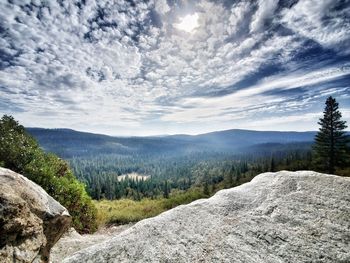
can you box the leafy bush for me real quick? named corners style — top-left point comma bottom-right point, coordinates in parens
top-left (0, 115), bottom-right (97, 233)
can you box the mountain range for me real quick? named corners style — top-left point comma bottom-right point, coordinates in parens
top-left (26, 128), bottom-right (317, 158)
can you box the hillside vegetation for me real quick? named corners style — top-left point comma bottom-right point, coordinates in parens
top-left (0, 115), bottom-right (97, 233)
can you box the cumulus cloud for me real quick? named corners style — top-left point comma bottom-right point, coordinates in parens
top-left (0, 0), bottom-right (349, 135)
top-left (280, 0), bottom-right (350, 53)
top-left (155, 0), bottom-right (170, 15)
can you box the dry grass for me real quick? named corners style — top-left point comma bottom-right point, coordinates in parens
top-left (94, 188), bottom-right (207, 226)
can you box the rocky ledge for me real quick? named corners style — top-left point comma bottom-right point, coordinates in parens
top-left (0, 167), bottom-right (71, 263)
top-left (64, 171), bottom-right (350, 263)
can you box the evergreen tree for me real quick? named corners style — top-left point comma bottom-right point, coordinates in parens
top-left (203, 177), bottom-right (210, 196)
top-left (269, 156), bottom-right (276, 172)
top-left (313, 96), bottom-right (349, 174)
top-left (235, 170), bottom-right (241, 183)
top-left (227, 165), bottom-right (234, 187)
top-left (163, 180), bottom-right (170, 198)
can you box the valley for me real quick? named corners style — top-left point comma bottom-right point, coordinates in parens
top-left (1, 1), bottom-right (349, 261)
top-left (26, 128), bottom-right (316, 225)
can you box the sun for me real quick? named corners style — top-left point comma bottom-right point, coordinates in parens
top-left (174, 13), bottom-right (199, 33)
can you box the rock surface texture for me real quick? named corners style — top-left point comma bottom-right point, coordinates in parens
top-left (64, 171), bottom-right (350, 263)
top-left (0, 167), bottom-right (71, 263)
top-left (51, 225), bottom-right (133, 263)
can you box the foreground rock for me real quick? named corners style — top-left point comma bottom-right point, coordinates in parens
top-left (0, 167), bottom-right (71, 263)
top-left (50, 225), bottom-right (133, 263)
top-left (64, 171), bottom-right (350, 263)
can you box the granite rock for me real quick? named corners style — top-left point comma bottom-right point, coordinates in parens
top-left (0, 167), bottom-right (71, 263)
top-left (64, 171), bottom-right (350, 263)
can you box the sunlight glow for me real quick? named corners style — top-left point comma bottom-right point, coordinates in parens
top-left (175, 13), bottom-right (199, 33)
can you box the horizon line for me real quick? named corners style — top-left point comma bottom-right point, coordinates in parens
top-left (25, 126), bottom-right (322, 138)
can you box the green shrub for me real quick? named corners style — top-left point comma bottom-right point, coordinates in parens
top-left (0, 115), bottom-right (97, 233)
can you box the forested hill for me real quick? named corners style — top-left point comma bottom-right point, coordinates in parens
top-left (26, 128), bottom-right (316, 158)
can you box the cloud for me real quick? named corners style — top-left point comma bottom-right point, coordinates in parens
top-left (0, 0), bottom-right (349, 135)
top-left (155, 0), bottom-right (170, 15)
top-left (250, 0), bottom-right (279, 32)
top-left (280, 0), bottom-right (350, 53)
top-left (160, 67), bottom-right (350, 123)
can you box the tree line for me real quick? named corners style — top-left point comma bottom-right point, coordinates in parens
top-left (68, 149), bottom-right (315, 201)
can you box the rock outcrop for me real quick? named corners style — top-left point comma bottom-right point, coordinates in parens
top-left (50, 225), bottom-right (133, 263)
top-left (0, 167), bottom-right (71, 263)
top-left (64, 171), bottom-right (350, 263)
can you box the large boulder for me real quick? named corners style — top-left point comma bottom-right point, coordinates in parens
top-left (0, 167), bottom-right (71, 263)
top-left (64, 171), bottom-right (350, 263)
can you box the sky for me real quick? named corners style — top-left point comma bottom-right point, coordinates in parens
top-left (1, 0), bottom-right (350, 136)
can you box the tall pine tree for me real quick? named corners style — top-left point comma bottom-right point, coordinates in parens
top-left (313, 96), bottom-right (349, 174)
top-left (163, 180), bottom-right (170, 199)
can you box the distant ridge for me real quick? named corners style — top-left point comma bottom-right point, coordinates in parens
top-left (27, 127), bottom-right (317, 139)
top-left (26, 127), bottom-right (317, 158)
